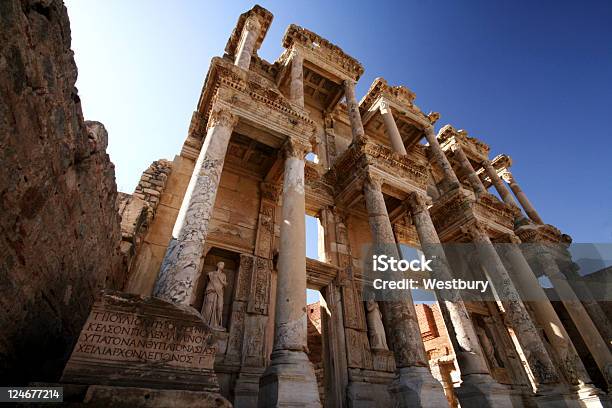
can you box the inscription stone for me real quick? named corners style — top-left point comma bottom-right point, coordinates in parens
top-left (61, 291), bottom-right (220, 393)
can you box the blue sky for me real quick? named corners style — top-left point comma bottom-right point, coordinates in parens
top-left (65, 0), bottom-right (612, 256)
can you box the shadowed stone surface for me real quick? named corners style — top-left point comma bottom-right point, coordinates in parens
top-left (0, 0), bottom-right (123, 384)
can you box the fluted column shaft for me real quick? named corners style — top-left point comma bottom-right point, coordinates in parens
top-left (154, 108), bottom-right (237, 305)
top-left (343, 80), bottom-right (365, 143)
top-left (537, 250), bottom-right (612, 389)
top-left (235, 16), bottom-right (261, 70)
top-left (453, 146), bottom-right (486, 195)
top-left (502, 171), bottom-right (543, 224)
top-left (380, 101), bottom-right (407, 155)
top-left (424, 127), bottom-right (460, 190)
top-left (466, 223), bottom-right (562, 392)
top-left (482, 161), bottom-right (517, 206)
top-left (288, 49), bottom-right (304, 108)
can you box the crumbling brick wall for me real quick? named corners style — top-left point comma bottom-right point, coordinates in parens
top-left (0, 0), bottom-right (123, 383)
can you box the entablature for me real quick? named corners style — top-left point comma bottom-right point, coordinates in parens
top-left (360, 78), bottom-right (433, 149)
top-left (429, 188), bottom-right (517, 242)
top-left (181, 57), bottom-right (316, 160)
top-left (438, 124), bottom-right (490, 163)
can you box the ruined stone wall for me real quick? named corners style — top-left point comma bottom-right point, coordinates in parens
top-left (0, 0), bottom-right (123, 383)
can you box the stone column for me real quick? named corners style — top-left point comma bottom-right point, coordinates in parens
top-left (258, 138), bottom-right (321, 407)
top-left (406, 193), bottom-right (512, 408)
top-left (235, 16), bottom-right (261, 70)
top-left (536, 249), bottom-right (612, 391)
top-left (288, 49), bottom-right (304, 108)
top-left (424, 126), bottom-right (460, 191)
top-left (497, 239), bottom-right (605, 401)
top-left (482, 160), bottom-right (517, 206)
top-left (343, 79), bottom-right (366, 143)
top-left (362, 175), bottom-right (448, 407)
top-left (379, 101), bottom-right (407, 155)
top-left (464, 222), bottom-right (568, 401)
top-left (154, 107), bottom-right (237, 305)
top-left (453, 145), bottom-right (486, 196)
top-left (501, 171), bottom-right (544, 224)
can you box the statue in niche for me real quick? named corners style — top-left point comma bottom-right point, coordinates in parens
top-left (201, 261), bottom-right (227, 331)
top-left (476, 324), bottom-right (500, 368)
top-left (366, 299), bottom-right (388, 350)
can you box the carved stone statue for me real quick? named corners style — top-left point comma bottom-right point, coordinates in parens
top-left (201, 261), bottom-right (227, 331)
top-left (366, 299), bottom-right (388, 350)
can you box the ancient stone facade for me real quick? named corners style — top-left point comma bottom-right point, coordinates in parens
top-left (2, 2), bottom-right (611, 408)
top-left (113, 5), bottom-right (612, 407)
top-left (0, 0), bottom-right (123, 384)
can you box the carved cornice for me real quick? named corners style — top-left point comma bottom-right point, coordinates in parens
top-left (330, 140), bottom-right (430, 194)
top-left (224, 5), bottom-right (273, 58)
top-left (438, 124), bottom-right (490, 161)
top-left (515, 223), bottom-right (565, 244)
top-left (472, 192), bottom-right (518, 231)
top-left (491, 154), bottom-right (513, 172)
top-left (281, 24), bottom-right (364, 80)
top-left (359, 78), bottom-right (429, 125)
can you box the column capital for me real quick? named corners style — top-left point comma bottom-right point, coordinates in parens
top-left (379, 99), bottom-right (391, 114)
top-left (405, 192), bottom-right (431, 215)
top-left (207, 107), bottom-right (238, 130)
top-left (343, 78), bottom-right (357, 89)
top-left (260, 181), bottom-right (282, 203)
top-left (460, 220), bottom-right (489, 241)
top-left (281, 137), bottom-right (310, 160)
top-left (362, 171), bottom-right (384, 192)
top-left (244, 15), bottom-right (262, 33)
top-left (500, 170), bottom-right (515, 184)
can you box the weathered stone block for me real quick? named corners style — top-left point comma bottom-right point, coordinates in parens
top-left (61, 291), bottom-right (220, 393)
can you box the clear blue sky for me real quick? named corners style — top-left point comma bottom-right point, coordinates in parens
top-left (65, 0), bottom-right (612, 252)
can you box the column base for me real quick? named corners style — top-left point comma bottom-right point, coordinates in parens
top-left (234, 368), bottom-right (265, 408)
top-left (573, 383), bottom-right (611, 408)
top-left (532, 384), bottom-right (583, 408)
top-left (455, 373), bottom-right (514, 408)
top-left (258, 350), bottom-right (321, 408)
top-left (387, 366), bottom-right (449, 408)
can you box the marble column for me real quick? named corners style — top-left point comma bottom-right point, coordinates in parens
top-left (235, 16), bottom-right (261, 70)
top-left (258, 138), bottom-right (321, 407)
top-left (501, 171), bottom-right (544, 224)
top-left (453, 145), bottom-right (486, 196)
top-left (154, 107), bottom-right (237, 305)
top-left (497, 239), bottom-right (605, 401)
top-left (407, 193), bottom-right (512, 408)
top-left (288, 49), bottom-right (304, 108)
top-left (362, 175), bottom-right (448, 407)
top-left (536, 249), bottom-right (612, 391)
top-left (379, 101), bottom-right (407, 155)
top-left (482, 160), bottom-right (517, 206)
top-left (343, 79), bottom-right (366, 143)
top-left (464, 222), bottom-right (569, 402)
top-left (424, 126), bottom-right (460, 191)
